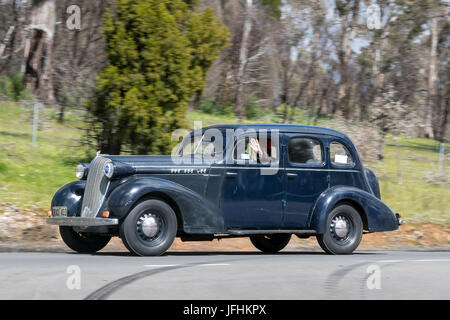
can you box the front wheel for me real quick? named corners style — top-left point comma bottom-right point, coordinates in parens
top-left (59, 226), bottom-right (111, 253)
top-left (317, 204), bottom-right (363, 255)
top-left (250, 234), bottom-right (291, 253)
top-left (120, 199), bottom-right (177, 256)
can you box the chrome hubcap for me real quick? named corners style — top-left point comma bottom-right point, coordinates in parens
top-left (137, 213), bottom-right (161, 240)
top-left (331, 215), bottom-right (349, 240)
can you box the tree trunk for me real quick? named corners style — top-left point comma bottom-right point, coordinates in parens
top-left (24, 0), bottom-right (56, 104)
top-left (424, 15), bottom-right (438, 139)
top-left (373, 36), bottom-right (386, 93)
top-left (289, 2), bottom-right (324, 121)
top-left (58, 104), bottom-right (65, 123)
top-left (235, 0), bottom-right (253, 123)
top-left (337, 0), bottom-right (359, 120)
top-left (436, 86), bottom-right (449, 142)
top-left (372, 1), bottom-right (388, 93)
top-left (0, 26), bottom-right (15, 58)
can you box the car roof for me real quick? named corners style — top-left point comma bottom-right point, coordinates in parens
top-left (204, 124), bottom-right (351, 141)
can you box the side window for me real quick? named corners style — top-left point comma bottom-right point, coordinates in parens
top-left (330, 141), bottom-right (354, 166)
top-left (288, 138), bottom-right (323, 164)
top-left (233, 136), bottom-right (278, 164)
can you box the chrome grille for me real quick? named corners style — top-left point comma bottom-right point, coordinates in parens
top-left (81, 156), bottom-right (110, 218)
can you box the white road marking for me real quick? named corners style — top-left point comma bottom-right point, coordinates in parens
top-left (376, 259), bottom-right (450, 263)
top-left (143, 263), bottom-right (231, 268)
top-left (143, 264), bottom-right (177, 267)
top-left (409, 259), bottom-right (450, 262)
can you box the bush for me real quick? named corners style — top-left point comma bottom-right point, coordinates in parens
top-left (272, 104), bottom-right (308, 123)
top-left (244, 94), bottom-right (264, 120)
top-left (0, 73), bottom-right (31, 101)
top-left (0, 75), bottom-right (13, 99)
top-left (199, 95), bottom-right (269, 120)
top-left (199, 97), bottom-right (234, 116)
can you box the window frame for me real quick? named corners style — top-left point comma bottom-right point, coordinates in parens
top-left (286, 135), bottom-right (326, 168)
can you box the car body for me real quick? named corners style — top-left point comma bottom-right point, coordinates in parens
top-left (47, 124), bottom-right (402, 255)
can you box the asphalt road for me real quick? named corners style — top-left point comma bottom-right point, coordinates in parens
top-left (0, 250), bottom-right (449, 300)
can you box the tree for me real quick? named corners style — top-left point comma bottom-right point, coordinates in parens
top-left (202, 0), bottom-right (281, 122)
top-left (289, 0), bottom-right (327, 121)
top-left (334, 0), bottom-right (360, 120)
top-left (87, 0), bottom-right (228, 155)
top-left (52, 0), bottom-right (111, 123)
top-left (434, 17), bottom-right (450, 141)
top-left (0, 0), bottom-right (28, 75)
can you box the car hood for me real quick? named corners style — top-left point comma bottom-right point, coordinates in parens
top-left (102, 155), bottom-right (205, 167)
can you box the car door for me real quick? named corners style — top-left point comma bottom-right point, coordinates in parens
top-left (222, 133), bottom-right (284, 228)
top-left (283, 134), bottom-right (329, 227)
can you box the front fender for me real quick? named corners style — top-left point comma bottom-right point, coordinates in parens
top-left (51, 180), bottom-right (86, 217)
top-left (107, 177), bottom-right (225, 234)
top-left (309, 186), bottom-right (398, 234)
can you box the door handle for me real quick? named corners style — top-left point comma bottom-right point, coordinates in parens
top-left (226, 172), bottom-right (237, 178)
top-left (287, 173), bottom-right (298, 179)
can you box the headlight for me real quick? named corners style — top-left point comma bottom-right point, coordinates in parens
top-left (76, 164), bottom-right (88, 180)
top-left (104, 161), bottom-right (114, 179)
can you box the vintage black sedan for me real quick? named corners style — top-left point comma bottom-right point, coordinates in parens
top-left (47, 124), bottom-right (402, 255)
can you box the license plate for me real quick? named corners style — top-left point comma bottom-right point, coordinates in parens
top-left (52, 206), bottom-right (67, 217)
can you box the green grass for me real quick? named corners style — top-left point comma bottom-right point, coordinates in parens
top-left (369, 137), bottom-right (449, 225)
top-left (0, 102), bottom-right (448, 225)
top-left (0, 102), bottom-right (86, 210)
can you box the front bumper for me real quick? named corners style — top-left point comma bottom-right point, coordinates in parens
top-left (46, 217), bottom-right (119, 226)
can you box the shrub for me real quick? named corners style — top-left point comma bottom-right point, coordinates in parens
top-left (199, 97), bottom-right (234, 116)
top-left (0, 75), bottom-right (13, 99)
top-left (0, 73), bottom-right (31, 101)
top-left (244, 94), bottom-right (264, 120)
top-left (272, 104), bottom-right (308, 123)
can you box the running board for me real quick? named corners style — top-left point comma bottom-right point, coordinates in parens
top-left (227, 229), bottom-right (317, 235)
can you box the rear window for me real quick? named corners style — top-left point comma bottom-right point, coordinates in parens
top-left (288, 138), bottom-right (323, 164)
top-left (330, 141), bottom-right (354, 166)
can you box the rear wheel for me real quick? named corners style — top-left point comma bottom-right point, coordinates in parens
top-left (317, 204), bottom-right (363, 255)
top-left (250, 234), bottom-right (291, 253)
top-left (120, 199), bottom-right (177, 256)
top-left (59, 226), bottom-right (111, 253)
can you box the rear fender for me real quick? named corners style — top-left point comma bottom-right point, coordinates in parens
top-left (309, 186), bottom-right (398, 233)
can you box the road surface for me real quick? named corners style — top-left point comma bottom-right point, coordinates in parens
top-left (0, 250), bottom-right (449, 299)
